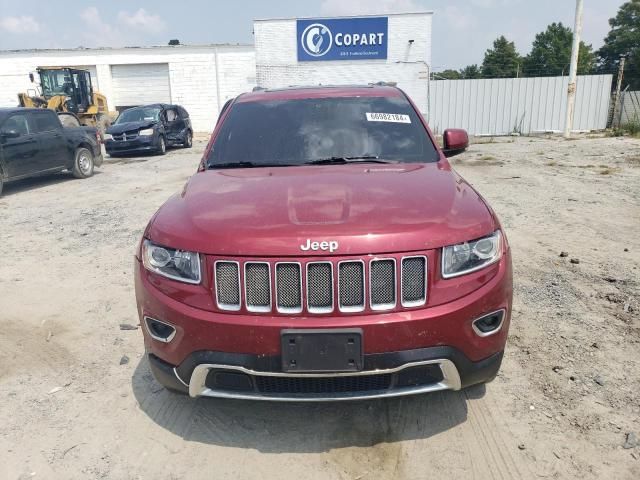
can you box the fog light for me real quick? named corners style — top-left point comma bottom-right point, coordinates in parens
top-left (144, 316), bottom-right (176, 343)
top-left (472, 310), bottom-right (505, 337)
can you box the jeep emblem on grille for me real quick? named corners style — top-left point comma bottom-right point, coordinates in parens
top-left (300, 239), bottom-right (339, 253)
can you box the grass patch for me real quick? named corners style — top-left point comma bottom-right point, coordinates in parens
top-left (609, 116), bottom-right (640, 137)
top-left (599, 167), bottom-right (619, 175)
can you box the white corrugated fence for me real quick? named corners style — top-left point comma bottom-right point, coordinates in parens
top-left (428, 74), bottom-right (613, 135)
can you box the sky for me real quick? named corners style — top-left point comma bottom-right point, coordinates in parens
top-left (0, 0), bottom-right (627, 70)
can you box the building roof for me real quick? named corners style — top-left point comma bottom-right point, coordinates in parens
top-left (0, 43), bottom-right (253, 55)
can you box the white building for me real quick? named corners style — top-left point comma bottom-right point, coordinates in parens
top-left (254, 12), bottom-right (432, 114)
top-left (0, 45), bottom-right (256, 132)
top-left (0, 11), bottom-right (433, 132)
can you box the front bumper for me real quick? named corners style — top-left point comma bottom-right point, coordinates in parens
top-left (136, 251), bottom-right (512, 401)
top-left (148, 347), bottom-right (504, 401)
top-left (105, 136), bottom-right (157, 154)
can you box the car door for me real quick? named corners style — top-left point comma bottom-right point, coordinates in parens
top-left (28, 111), bottom-right (69, 171)
top-left (0, 112), bottom-right (39, 179)
top-left (163, 107), bottom-right (182, 144)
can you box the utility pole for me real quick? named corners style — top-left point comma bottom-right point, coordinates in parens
top-left (612, 56), bottom-right (626, 126)
top-left (615, 56), bottom-right (626, 96)
top-left (563, 0), bottom-right (584, 138)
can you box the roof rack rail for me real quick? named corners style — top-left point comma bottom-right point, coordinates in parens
top-left (252, 86), bottom-right (266, 92)
top-left (369, 81), bottom-right (398, 87)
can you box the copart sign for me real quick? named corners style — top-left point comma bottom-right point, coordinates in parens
top-left (297, 17), bottom-right (388, 62)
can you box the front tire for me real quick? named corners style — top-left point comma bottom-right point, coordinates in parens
top-left (183, 131), bottom-right (193, 148)
top-left (72, 147), bottom-right (94, 179)
top-left (156, 135), bottom-right (166, 155)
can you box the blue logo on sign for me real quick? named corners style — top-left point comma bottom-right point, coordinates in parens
top-left (297, 17), bottom-right (388, 62)
top-left (301, 23), bottom-right (333, 57)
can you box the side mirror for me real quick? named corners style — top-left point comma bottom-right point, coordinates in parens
top-left (29, 72), bottom-right (35, 83)
top-left (0, 129), bottom-right (21, 140)
top-left (442, 128), bottom-right (469, 158)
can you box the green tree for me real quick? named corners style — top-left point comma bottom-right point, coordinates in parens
top-left (481, 36), bottom-right (522, 78)
top-left (597, 0), bottom-right (640, 89)
top-left (434, 69), bottom-right (461, 80)
top-left (460, 64), bottom-right (482, 79)
top-left (523, 22), bottom-right (595, 76)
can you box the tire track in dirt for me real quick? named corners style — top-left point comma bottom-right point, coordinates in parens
top-left (463, 388), bottom-right (525, 480)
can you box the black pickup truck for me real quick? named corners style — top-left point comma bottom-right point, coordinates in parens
top-left (0, 108), bottom-right (103, 196)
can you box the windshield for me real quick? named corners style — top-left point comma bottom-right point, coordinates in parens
top-left (116, 107), bottom-right (161, 124)
top-left (207, 95), bottom-right (439, 168)
top-left (39, 70), bottom-right (73, 98)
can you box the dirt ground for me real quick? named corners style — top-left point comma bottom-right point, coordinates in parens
top-left (1, 134), bottom-right (639, 480)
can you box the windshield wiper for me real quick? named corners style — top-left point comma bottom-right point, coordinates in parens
top-left (208, 161), bottom-right (296, 169)
top-left (304, 155), bottom-right (394, 165)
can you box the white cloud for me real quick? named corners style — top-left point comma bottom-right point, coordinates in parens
top-left (117, 8), bottom-right (166, 34)
top-left (79, 7), bottom-right (121, 46)
top-left (0, 15), bottom-right (40, 34)
top-left (320, 0), bottom-right (421, 16)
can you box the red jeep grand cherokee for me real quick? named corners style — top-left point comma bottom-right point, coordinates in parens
top-left (134, 85), bottom-right (512, 401)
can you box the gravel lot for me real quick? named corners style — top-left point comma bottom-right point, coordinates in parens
top-left (1, 135), bottom-right (639, 480)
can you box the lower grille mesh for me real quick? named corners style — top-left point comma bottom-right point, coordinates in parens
top-left (255, 374), bottom-right (392, 394)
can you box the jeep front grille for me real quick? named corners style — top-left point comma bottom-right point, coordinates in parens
top-left (215, 261), bottom-right (240, 310)
top-left (307, 262), bottom-right (333, 313)
top-left (338, 261), bottom-right (365, 312)
top-left (213, 255), bottom-right (427, 314)
top-left (370, 259), bottom-right (396, 310)
top-left (275, 263), bottom-right (302, 313)
top-left (245, 262), bottom-right (271, 312)
top-left (401, 256), bottom-right (427, 307)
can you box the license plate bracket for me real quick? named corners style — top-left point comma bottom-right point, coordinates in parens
top-left (281, 329), bottom-right (363, 373)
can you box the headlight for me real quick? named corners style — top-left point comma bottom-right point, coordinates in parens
top-left (442, 231), bottom-right (502, 278)
top-left (103, 133), bottom-right (113, 141)
top-left (139, 128), bottom-right (154, 136)
top-left (142, 240), bottom-right (201, 284)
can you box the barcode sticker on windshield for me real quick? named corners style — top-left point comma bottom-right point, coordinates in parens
top-left (366, 112), bottom-right (411, 123)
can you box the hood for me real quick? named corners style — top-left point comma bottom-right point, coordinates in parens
top-left (147, 163), bottom-right (496, 256)
top-left (107, 120), bottom-right (157, 134)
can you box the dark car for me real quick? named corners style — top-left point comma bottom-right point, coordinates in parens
top-left (134, 85), bottom-right (513, 401)
top-left (104, 104), bottom-right (193, 157)
top-left (0, 108), bottom-right (103, 196)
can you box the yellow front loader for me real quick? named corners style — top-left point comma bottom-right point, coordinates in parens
top-left (18, 67), bottom-right (116, 134)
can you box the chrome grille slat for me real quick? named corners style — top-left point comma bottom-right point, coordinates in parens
top-left (245, 262), bottom-right (271, 312)
top-left (215, 261), bottom-right (241, 311)
top-left (370, 259), bottom-right (396, 310)
top-left (338, 261), bottom-right (365, 312)
top-left (276, 262), bottom-right (302, 314)
top-left (214, 255), bottom-right (426, 314)
top-left (401, 256), bottom-right (427, 307)
top-left (307, 262), bottom-right (334, 313)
